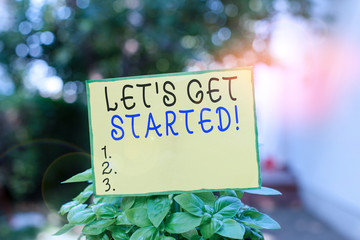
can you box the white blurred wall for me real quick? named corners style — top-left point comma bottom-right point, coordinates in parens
top-left (280, 1), bottom-right (360, 239)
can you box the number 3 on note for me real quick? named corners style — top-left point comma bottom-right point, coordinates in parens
top-left (102, 178), bottom-right (111, 192)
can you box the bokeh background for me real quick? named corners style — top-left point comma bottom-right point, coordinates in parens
top-left (0, 0), bottom-right (359, 239)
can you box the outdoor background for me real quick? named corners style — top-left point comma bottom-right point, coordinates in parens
top-left (0, 0), bottom-right (359, 239)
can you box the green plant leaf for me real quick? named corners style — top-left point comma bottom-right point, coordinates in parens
top-left (199, 218), bottom-right (222, 239)
top-left (121, 197), bottom-right (135, 211)
top-left (93, 197), bottom-right (103, 204)
top-left (125, 207), bottom-right (152, 227)
top-left (165, 212), bottom-right (202, 234)
top-left (59, 201), bottom-right (78, 215)
top-left (204, 205), bottom-right (214, 215)
top-left (219, 190), bottom-right (237, 197)
top-left (97, 196), bottom-right (123, 207)
top-left (133, 197), bottom-right (148, 208)
top-left (244, 187), bottom-right (282, 196)
top-left (111, 227), bottom-right (130, 240)
top-left (82, 219), bottom-right (116, 235)
top-left (123, 225), bottom-right (135, 234)
top-left (243, 226), bottom-right (264, 240)
top-left (107, 225), bottom-right (129, 232)
top-left (147, 195), bottom-right (170, 227)
top-left (190, 236), bottom-right (204, 240)
top-left (239, 210), bottom-right (280, 229)
top-left (181, 228), bottom-right (199, 239)
top-left (110, 225), bottom-right (134, 235)
top-left (213, 213), bottom-right (224, 221)
top-left (116, 212), bottom-right (132, 225)
top-left (67, 204), bottom-right (87, 221)
top-left (102, 234), bottom-right (110, 240)
top-left (54, 223), bottom-right (75, 235)
top-left (74, 184), bottom-right (94, 203)
top-left (129, 226), bottom-right (157, 240)
top-left (68, 208), bottom-right (96, 225)
top-left (67, 204), bottom-right (87, 218)
top-left (252, 228), bottom-right (264, 240)
top-left (85, 233), bottom-right (111, 240)
top-left (201, 213), bottom-right (212, 225)
top-left (62, 168), bottom-right (92, 183)
top-left (217, 219), bottom-right (245, 239)
top-left (235, 191), bottom-right (244, 199)
top-left (194, 192), bottom-right (216, 207)
top-left (209, 234), bottom-right (220, 240)
top-left (92, 203), bottom-right (119, 219)
top-left (174, 193), bottom-right (205, 217)
top-left (161, 237), bottom-right (176, 240)
top-left (214, 197), bottom-right (242, 218)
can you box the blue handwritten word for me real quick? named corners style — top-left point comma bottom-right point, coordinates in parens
top-left (110, 105), bottom-right (238, 140)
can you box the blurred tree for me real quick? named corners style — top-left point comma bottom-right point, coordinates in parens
top-left (0, 0), bottom-right (312, 203)
top-left (0, 0), bottom-right (312, 90)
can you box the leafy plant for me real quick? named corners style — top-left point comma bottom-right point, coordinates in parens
top-left (56, 169), bottom-right (281, 240)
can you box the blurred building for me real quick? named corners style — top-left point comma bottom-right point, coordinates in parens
top-left (257, 1), bottom-right (360, 239)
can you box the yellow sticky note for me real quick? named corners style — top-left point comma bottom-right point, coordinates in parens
top-left (86, 68), bottom-right (260, 196)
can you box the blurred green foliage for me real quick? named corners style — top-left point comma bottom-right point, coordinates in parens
top-left (0, 222), bottom-right (39, 240)
top-left (0, 0), bottom-right (312, 206)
